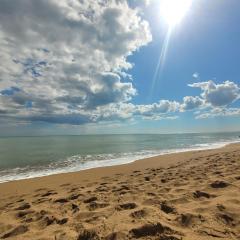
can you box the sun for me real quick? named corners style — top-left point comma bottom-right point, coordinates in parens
top-left (160, 0), bottom-right (192, 27)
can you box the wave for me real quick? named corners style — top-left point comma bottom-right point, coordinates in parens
top-left (0, 138), bottom-right (239, 183)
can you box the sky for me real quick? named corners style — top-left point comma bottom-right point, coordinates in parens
top-left (0, 0), bottom-right (239, 136)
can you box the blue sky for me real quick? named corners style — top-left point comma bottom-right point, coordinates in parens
top-left (130, 0), bottom-right (240, 103)
top-left (0, 0), bottom-right (239, 135)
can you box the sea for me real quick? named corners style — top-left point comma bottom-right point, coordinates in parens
top-left (0, 132), bottom-right (239, 183)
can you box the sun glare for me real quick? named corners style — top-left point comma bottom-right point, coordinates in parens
top-left (160, 0), bottom-right (192, 27)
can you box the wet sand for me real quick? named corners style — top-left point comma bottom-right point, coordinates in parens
top-left (0, 143), bottom-right (240, 239)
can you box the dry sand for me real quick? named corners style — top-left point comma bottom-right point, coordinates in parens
top-left (0, 143), bottom-right (240, 239)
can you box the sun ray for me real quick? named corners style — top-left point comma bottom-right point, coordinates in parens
top-left (150, 28), bottom-right (172, 98)
top-left (149, 0), bottom-right (192, 99)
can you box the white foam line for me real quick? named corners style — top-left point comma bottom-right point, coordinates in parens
top-left (0, 139), bottom-right (239, 183)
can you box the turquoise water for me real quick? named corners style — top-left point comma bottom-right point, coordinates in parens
top-left (0, 132), bottom-right (239, 182)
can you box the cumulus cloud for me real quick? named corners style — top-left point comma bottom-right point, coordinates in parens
top-left (181, 96), bottom-right (204, 111)
top-left (135, 100), bottom-right (180, 119)
top-left (82, 100), bottom-right (180, 124)
top-left (189, 80), bottom-right (240, 107)
top-left (186, 80), bottom-right (240, 119)
top-left (195, 108), bottom-right (240, 119)
top-left (0, 0), bottom-right (153, 124)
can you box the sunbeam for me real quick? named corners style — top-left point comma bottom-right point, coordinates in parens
top-left (150, 28), bottom-right (172, 98)
top-left (150, 0), bottom-right (193, 99)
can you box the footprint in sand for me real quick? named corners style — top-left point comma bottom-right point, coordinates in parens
top-left (83, 196), bottom-right (97, 203)
top-left (87, 201), bottom-right (109, 211)
top-left (71, 203), bottom-right (79, 213)
top-left (68, 193), bottom-right (81, 200)
top-left (130, 209), bottom-right (147, 219)
top-left (160, 202), bottom-right (176, 214)
top-left (15, 210), bottom-right (35, 219)
top-left (130, 222), bottom-right (180, 239)
top-left (210, 180), bottom-right (229, 188)
top-left (144, 176), bottom-right (151, 181)
top-left (177, 213), bottom-right (205, 227)
top-left (1, 225), bottom-right (28, 239)
top-left (216, 204), bottom-right (226, 211)
top-left (217, 213), bottom-right (235, 226)
top-left (56, 218), bottom-right (68, 225)
top-left (193, 190), bottom-right (213, 199)
top-left (54, 198), bottom-right (69, 203)
top-left (116, 202), bottom-right (137, 211)
top-left (39, 215), bottom-right (56, 227)
top-left (41, 190), bottom-right (57, 197)
top-left (147, 192), bottom-right (156, 196)
top-left (77, 229), bottom-right (99, 240)
top-left (14, 203), bottom-right (31, 211)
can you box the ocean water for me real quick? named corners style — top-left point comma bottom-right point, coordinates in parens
top-left (0, 132), bottom-right (239, 183)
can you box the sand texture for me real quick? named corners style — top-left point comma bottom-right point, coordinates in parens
top-left (0, 143), bottom-right (240, 239)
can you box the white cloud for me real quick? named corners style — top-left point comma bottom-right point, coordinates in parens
top-left (189, 80), bottom-right (240, 107)
top-left (101, 80), bottom-right (240, 121)
top-left (181, 96), bottom-right (204, 111)
top-left (88, 100), bottom-right (180, 123)
top-left (0, 0), bottom-right (152, 124)
top-left (192, 72), bottom-right (199, 79)
top-left (188, 80), bottom-right (240, 119)
top-left (135, 100), bottom-right (180, 118)
top-left (196, 108), bottom-right (240, 119)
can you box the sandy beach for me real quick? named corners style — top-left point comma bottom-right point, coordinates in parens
top-left (0, 143), bottom-right (239, 239)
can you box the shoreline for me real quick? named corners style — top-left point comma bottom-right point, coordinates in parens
top-left (0, 139), bottom-right (239, 184)
top-left (0, 142), bottom-right (239, 194)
